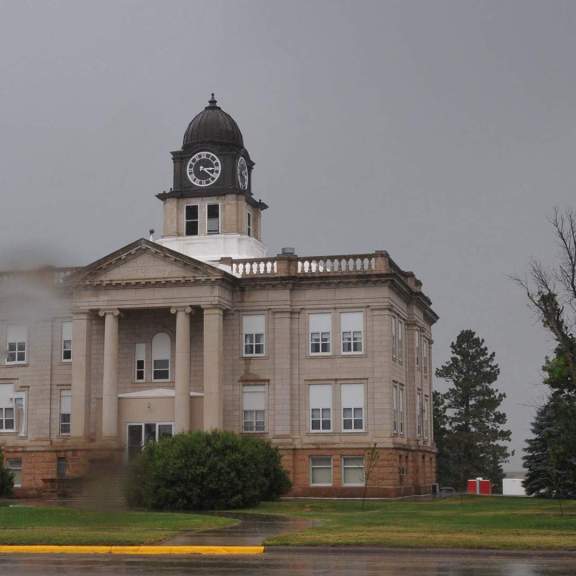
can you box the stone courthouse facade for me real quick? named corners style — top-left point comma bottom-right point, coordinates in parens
top-left (0, 96), bottom-right (437, 497)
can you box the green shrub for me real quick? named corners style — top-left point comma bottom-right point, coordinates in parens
top-left (0, 450), bottom-right (14, 497)
top-left (125, 431), bottom-right (291, 510)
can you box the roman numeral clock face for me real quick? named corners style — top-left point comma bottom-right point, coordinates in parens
top-left (187, 151), bottom-right (221, 187)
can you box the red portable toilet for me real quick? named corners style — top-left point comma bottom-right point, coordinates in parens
top-left (467, 479), bottom-right (478, 494)
top-left (467, 477), bottom-right (492, 495)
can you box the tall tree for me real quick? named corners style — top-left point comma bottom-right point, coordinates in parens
top-left (435, 330), bottom-right (511, 491)
top-left (432, 390), bottom-right (452, 487)
top-left (524, 352), bottom-right (576, 498)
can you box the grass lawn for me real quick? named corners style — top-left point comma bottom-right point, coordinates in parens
top-left (0, 505), bottom-right (236, 545)
top-left (250, 496), bottom-right (576, 550)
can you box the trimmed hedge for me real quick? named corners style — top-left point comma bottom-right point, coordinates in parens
top-left (125, 431), bottom-right (291, 510)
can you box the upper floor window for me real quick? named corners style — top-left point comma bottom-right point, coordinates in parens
top-left (309, 313), bottom-right (331, 355)
top-left (152, 333), bottom-right (171, 381)
top-left (415, 329), bottom-right (422, 371)
top-left (341, 311), bottom-right (363, 354)
top-left (0, 383), bottom-right (15, 432)
top-left (393, 382), bottom-right (405, 436)
top-left (185, 205), bottom-right (199, 236)
top-left (341, 383), bottom-right (365, 432)
top-left (392, 317), bottom-right (404, 364)
top-left (6, 325), bottom-right (27, 364)
top-left (423, 337), bottom-right (430, 379)
top-left (135, 343), bottom-right (146, 382)
top-left (62, 321), bottom-right (72, 362)
top-left (416, 389), bottom-right (423, 437)
top-left (243, 315), bottom-right (265, 356)
top-left (207, 204), bottom-right (220, 235)
top-left (60, 389), bottom-right (71, 435)
top-left (247, 211), bottom-right (252, 237)
top-left (309, 384), bottom-right (332, 432)
top-left (243, 385), bottom-right (266, 433)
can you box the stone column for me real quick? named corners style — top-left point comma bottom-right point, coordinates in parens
top-left (203, 306), bottom-right (224, 430)
top-left (171, 306), bottom-right (192, 434)
top-left (100, 309), bottom-right (120, 439)
top-left (71, 311), bottom-right (91, 438)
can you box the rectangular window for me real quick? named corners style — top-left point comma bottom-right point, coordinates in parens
top-left (398, 319), bottom-right (404, 364)
top-left (416, 389), bottom-right (423, 437)
top-left (309, 313), bottom-right (331, 355)
top-left (341, 311), bottom-right (363, 354)
top-left (61, 321), bottom-right (72, 362)
top-left (424, 395), bottom-right (430, 440)
top-left (243, 385), bottom-right (266, 432)
top-left (243, 315), bottom-right (265, 356)
top-left (207, 204), bottom-right (220, 235)
top-left (247, 211), bottom-right (252, 237)
top-left (415, 329), bottom-right (421, 371)
top-left (60, 390), bottom-right (71, 435)
top-left (7, 458), bottom-right (22, 488)
top-left (393, 383), bottom-right (405, 435)
top-left (57, 457), bottom-right (67, 479)
top-left (14, 391), bottom-right (27, 437)
top-left (0, 383), bottom-right (15, 432)
top-left (135, 343), bottom-right (146, 382)
top-left (6, 325), bottom-right (27, 364)
top-left (341, 383), bottom-right (364, 432)
top-left (342, 456), bottom-right (365, 486)
top-left (153, 359), bottom-right (170, 381)
top-left (310, 456), bottom-right (332, 486)
top-left (309, 384), bottom-right (332, 432)
top-left (185, 205), bottom-right (199, 236)
top-left (391, 317), bottom-right (398, 361)
top-left (423, 337), bottom-right (429, 379)
top-left (127, 422), bottom-right (174, 460)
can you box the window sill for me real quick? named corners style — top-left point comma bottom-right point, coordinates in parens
top-left (3, 363), bottom-right (28, 368)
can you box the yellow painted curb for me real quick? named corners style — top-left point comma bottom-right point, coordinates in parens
top-left (0, 545), bottom-right (264, 555)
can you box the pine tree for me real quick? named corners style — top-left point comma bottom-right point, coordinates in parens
top-left (524, 353), bottom-right (576, 498)
top-left (435, 330), bottom-right (511, 491)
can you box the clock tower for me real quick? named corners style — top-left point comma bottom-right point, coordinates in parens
top-left (156, 95), bottom-right (268, 264)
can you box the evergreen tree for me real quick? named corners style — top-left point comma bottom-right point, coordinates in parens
top-left (0, 450), bottom-right (14, 497)
top-left (433, 390), bottom-right (452, 487)
top-left (435, 330), bottom-right (511, 491)
top-left (524, 353), bottom-right (576, 498)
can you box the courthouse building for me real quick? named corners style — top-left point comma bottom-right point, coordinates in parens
top-left (0, 96), bottom-right (437, 497)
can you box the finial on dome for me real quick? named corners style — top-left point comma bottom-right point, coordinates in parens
top-left (208, 93), bottom-right (218, 107)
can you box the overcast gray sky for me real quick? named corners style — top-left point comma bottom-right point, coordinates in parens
top-left (1, 0), bottom-right (575, 470)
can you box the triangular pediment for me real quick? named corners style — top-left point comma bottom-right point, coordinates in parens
top-left (73, 239), bottom-right (232, 287)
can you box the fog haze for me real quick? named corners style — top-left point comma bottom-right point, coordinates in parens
top-left (1, 0), bottom-right (575, 469)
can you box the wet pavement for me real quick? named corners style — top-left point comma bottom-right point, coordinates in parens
top-left (0, 550), bottom-right (575, 575)
top-left (162, 512), bottom-right (313, 545)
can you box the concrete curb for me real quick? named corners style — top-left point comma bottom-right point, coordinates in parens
top-left (0, 545), bottom-right (264, 556)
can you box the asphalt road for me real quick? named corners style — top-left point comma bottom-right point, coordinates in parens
top-left (0, 550), bottom-right (574, 576)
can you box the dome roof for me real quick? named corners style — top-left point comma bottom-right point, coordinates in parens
top-left (183, 94), bottom-right (244, 148)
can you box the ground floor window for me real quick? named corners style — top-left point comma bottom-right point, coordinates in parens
top-left (126, 422), bottom-right (174, 460)
top-left (6, 458), bottom-right (22, 487)
top-left (342, 456), bottom-right (365, 486)
top-left (309, 456), bottom-right (332, 486)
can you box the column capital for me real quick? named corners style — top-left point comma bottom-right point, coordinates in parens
top-left (170, 306), bottom-right (193, 315)
top-left (98, 308), bottom-right (120, 318)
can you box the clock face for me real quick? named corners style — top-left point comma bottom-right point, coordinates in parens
top-left (237, 156), bottom-right (249, 190)
top-left (187, 151), bottom-right (221, 187)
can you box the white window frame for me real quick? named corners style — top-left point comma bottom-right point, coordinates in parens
top-left (309, 313), bottom-right (332, 356)
top-left (392, 317), bottom-right (398, 362)
top-left (135, 343), bottom-right (146, 382)
top-left (309, 456), bottom-right (333, 486)
top-left (415, 329), bottom-right (422, 371)
top-left (242, 314), bottom-right (266, 357)
top-left (341, 383), bottom-right (365, 432)
top-left (14, 391), bottom-right (27, 437)
top-left (423, 336), bottom-right (429, 379)
top-left (424, 394), bottom-right (430, 441)
top-left (393, 382), bottom-right (405, 436)
top-left (152, 333), bottom-right (171, 381)
top-left (416, 389), bottom-right (423, 438)
top-left (309, 383), bottom-right (332, 433)
top-left (6, 458), bottom-right (22, 488)
top-left (0, 383), bottom-right (15, 433)
top-left (61, 321), bottom-right (72, 362)
top-left (398, 319), bottom-right (404, 365)
top-left (126, 422), bottom-right (174, 459)
top-left (342, 456), bottom-right (365, 486)
top-left (242, 384), bottom-right (267, 433)
top-left (340, 311), bottom-right (364, 355)
top-left (185, 203), bottom-right (200, 236)
top-left (59, 389), bottom-right (71, 436)
top-left (6, 325), bottom-right (27, 365)
top-left (206, 203), bottom-right (221, 235)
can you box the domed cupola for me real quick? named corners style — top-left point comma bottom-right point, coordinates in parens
top-left (183, 94), bottom-right (244, 149)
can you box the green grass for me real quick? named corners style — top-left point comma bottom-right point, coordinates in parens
top-left (0, 506), bottom-right (235, 545)
top-left (248, 496), bottom-right (576, 550)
